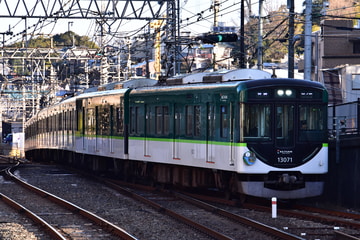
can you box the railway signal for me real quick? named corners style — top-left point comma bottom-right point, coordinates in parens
top-left (197, 33), bottom-right (238, 43)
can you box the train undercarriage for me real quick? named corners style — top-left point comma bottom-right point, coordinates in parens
top-left (26, 149), bottom-right (240, 197)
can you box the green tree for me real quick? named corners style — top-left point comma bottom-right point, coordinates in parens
top-left (10, 31), bottom-right (98, 48)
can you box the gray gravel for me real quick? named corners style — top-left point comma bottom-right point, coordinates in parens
top-left (1, 164), bottom-right (359, 240)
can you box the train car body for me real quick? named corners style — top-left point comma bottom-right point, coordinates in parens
top-left (25, 70), bottom-right (328, 199)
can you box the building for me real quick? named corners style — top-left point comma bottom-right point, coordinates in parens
top-left (313, 20), bottom-right (360, 104)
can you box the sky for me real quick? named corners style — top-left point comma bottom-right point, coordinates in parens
top-left (0, 0), bottom-right (305, 46)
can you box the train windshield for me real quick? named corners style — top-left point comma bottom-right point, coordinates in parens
top-left (275, 104), bottom-right (294, 147)
top-left (298, 104), bottom-right (327, 142)
top-left (243, 104), bottom-right (271, 141)
top-left (242, 103), bottom-right (327, 144)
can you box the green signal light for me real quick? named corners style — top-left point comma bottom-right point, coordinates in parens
top-left (199, 33), bottom-right (238, 43)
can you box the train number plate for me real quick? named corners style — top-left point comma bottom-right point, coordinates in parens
top-left (277, 157), bottom-right (293, 163)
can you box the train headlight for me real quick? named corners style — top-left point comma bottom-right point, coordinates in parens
top-left (276, 89), bottom-right (294, 97)
top-left (277, 89), bottom-right (284, 96)
top-left (243, 151), bottom-right (256, 166)
top-left (285, 89), bottom-right (293, 96)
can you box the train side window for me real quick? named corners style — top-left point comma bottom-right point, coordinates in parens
top-left (220, 105), bottom-right (228, 138)
top-left (186, 106), bottom-right (193, 136)
top-left (100, 106), bottom-right (110, 135)
top-left (70, 110), bottom-right (73, 131)
top-left (156, 107), bottom-right (162, 135)
top-left (66, 111), bottom-right (69, 131)
top-left (186, 105), bottom-right (201, 137)
top-left (163, 106), bottom-right (169, 135)
top-left (95, 106), bottom-right (100, 135)
top-left (81, 108), bottom-right (85, 134)
top-left (58, 113), bottom-right (63, 131)
top-left (72, 109), bottom-right (76, 132)
top-left (86, 108), bottom-right (95, 135)
top-left (155, 106), bottom-right (169, 135)
top-left (109, 106), bottom-right (114, 136)
top-left (46, 117), bottom-right (49, 133)
top-left (64, 111), bottom-right (67, 131)
top-left (77, 110), bottom-right (81, 133)
top-left (130, 107), bottom-right (139, 134)
top-left (116, 106), bottom-right (124, 135)
top-left (194, 105), bottom-right (201, 136)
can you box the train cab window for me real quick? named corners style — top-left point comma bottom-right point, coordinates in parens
top-left (299, 104), bottom-right (327, 142)
top-left (243, 104), bottom-right (271, 141)
top-left (276, 104), bottom-right (294, 147)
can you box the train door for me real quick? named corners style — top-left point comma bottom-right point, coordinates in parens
top-left (217, 102), bottom-right (235, 166)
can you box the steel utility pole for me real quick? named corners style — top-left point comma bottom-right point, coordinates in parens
top-left (239, 0), bottom-right (246, 69)
top-left (288, 0), bottom-right (295, 78)
top-left (213, 0), bottom-right (219, 71)
top-left (304, 0), bottom-right (312, 80)
top-left (257, 0), bottom-right (264, 70)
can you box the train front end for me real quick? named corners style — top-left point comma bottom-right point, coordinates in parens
top-left (237, 79), bottom-right (328, 199)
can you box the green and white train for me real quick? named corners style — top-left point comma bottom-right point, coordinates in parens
top-left (25, 69), bottom-right (328, 199)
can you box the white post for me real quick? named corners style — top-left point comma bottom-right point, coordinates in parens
top-left (271, 197), bottom-right (277, 218)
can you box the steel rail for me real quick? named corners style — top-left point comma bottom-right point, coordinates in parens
top-left (334, 230), bottom-right (360, 240)
top-left (102, 180), bottom-right (233, 240)
top-left (245, 203), bottom-right (360, 230)
top-left (294, 204), bottom-right (360, 220)
top-left (0, 193), bottom-right (67, 240)
top-left (173, 192), bottom-right (304, 240)
top-left (5, 167), bottom-right (138, 240)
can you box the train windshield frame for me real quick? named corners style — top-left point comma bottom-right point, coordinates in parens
top-left (241, 86), bottom-right (328, 145)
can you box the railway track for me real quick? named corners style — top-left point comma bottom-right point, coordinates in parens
top-left (243, 202), bottom-right (360, 239)
top-left (4, 163), bottom-right (360, 240)
top-left (0, 165), bottom-right (137, 240)
top-left (6, 164), bottom-right (303, 239)
top-left (141, 188), bottom-right (360, 240)
top-left (102, 179), bottom-right (304, 240)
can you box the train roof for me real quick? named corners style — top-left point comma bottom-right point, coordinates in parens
top-left (130, 78), bottom-right (327, 95)
top-left (75, 87), bottom-right (130, 100)
top-left (26, 77), bottom-right (327, 125)
top-left (54, 77), bottom-right (328, 104)
top-left (242, 78), bottom-right (326, 89)
top-left (166, 69), bottom-right (272, 85)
